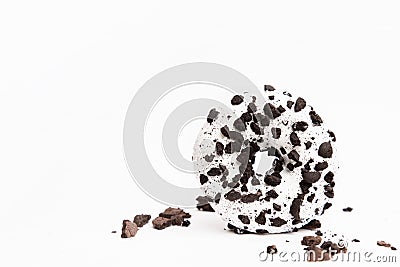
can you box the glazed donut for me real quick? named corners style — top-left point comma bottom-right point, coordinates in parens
top-left (193, 85), bottom-right (338, 233)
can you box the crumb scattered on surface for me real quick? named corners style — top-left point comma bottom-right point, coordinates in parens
top-left (266, 245), bottom-right (278, 254)
top-left (121, 220), bottom-right (138, 238)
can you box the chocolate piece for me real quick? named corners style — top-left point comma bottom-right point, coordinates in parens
top-left (377, 241), bottom-right (391, 247)
top-left (267, 245), bottom-right (278, 254)
top-left (207, 167), bottom-right (222, 176)
top-left (215, 142), bottom-right (224, 155)
top-left (268, 95), bottom-right (275, 100)
top-left (352, 239), bottom-right (360, 242)
top-left (220, 125), bottom-right (230, 138)
top-left (270, 217), bottom-right (287, 227)
top-left (391, 247), bottom-right (397, 250)
top-left (182, 220), bottom-right (191, 227)
top-left (315, 230), bottom-right (323, 236)
top-left (287, 100), bottom-right (294, 109)
top-left (231, 95), bottom-right (244, 105)
top-left (264, 103), bottom-right (281, 119)
top-left (207, 108), bottom-right (219, 124)
top-left (342, 207), bottom-right (353, 212)
top-left (247, 102), bottom-right (257, 113)
top-left (241, 191), bottom-right (262, 203)
top-left (152, 217), bottom-right (172, 230)
top-left (314, 161), bottom-right (328, 171)
top-left (224, 189), bottom-right (242, 201)
top-left (290, 132), bottom-right (301, 146)
top-left (318, 142), bottom-right (333, 158)
top-left (121, 220), bottom-right (138, 238)
top-left (305, 141), bottom-right (312, 149)
top-left (199, 174), bottom-right (209, 185)
top-left (301, 219), bottom-right (321, 230)
top-left (233, 118), bottom-right (246, 131)
top-left (133, 214), bottom-right (151, 227)
top-left (294, 97), bottom-right (306, 112)
top-left (309, 111), bottom-right (323, 125)
top-left (250, 122), bottom-right (262, 135)
top-left (273, 203), bottom-right (281, 211)
top-left (255, 210), bottom-right (267, 225)
top-left (159, 207), bottom-right (191, 219)
top-left (277, 105), bottom-right (286, 113)
top-left (241, 112), bottom-right (252, 122)
top-left (324, 171), bottom-right (334, 183)
top-left (292, 121), bottom-right (308, 131)
top-left (288, 150), bottom-right (300, 162)
top-left (238, 215), bottom-right (250, 224)
top-left (264, 173), bottom-right (282, 186)
top-left (196, 196), bottom-right (215, 212)
top-left (328, 130), bottom-right (336, 142)
top-left (264, 190), bottom-right (279, 201)
top-left (271, 127), bottom-right (281, 139)
top-left (111, 230), bottom-right (117, 233)
top-left (290, 196), bottom-right (304, 222)
top-left (301, 236), bottom-right (322, 246)
top-left (264, 85), bottom-right (275, 91)
top-left (302, 171), bottom-right (321, 183)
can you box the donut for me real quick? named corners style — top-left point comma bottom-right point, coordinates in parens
top-left (193, 85), bottom-right (338, 233)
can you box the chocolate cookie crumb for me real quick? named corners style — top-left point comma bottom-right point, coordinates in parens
top-left (231, 95), bottom-right (244, 105)
top-left (377, 241), bottom-right (391, 247)
top-left (182, 220), bottom-right (191, 227)
top-left (133, 214), bottom-right (151, 227)
top-left (121, 220), bottom-right (138, 238)
top-left (343, 207), bottom-right (353, 212)
top-left (318, 142), bottom-right (333, 158)
top-left (111, 230), bottom-right (117, 234)
top-left (352, 239), bottom-right (360, 242)
top-left (302, 219), bottom-right (321, 230)
top-left (301, 236), bottom-right (322, 246)
top-left (152, 217), bottom-right (172, 230)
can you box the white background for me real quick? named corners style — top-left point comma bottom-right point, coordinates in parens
top-left (1, 1), bottom-right (400, 266)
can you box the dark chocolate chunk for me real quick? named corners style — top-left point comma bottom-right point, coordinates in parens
top-left (220, 125), bottom-right (230, 138)
top-left (170, 215), bottom-right (184, 226)
top-left (152, 217), bottom-right (172, 230)
top-left (290, 132), bottom-right (301, 146)
top-left (294, 97), bottom-right (306, 112)
top-left (280, 147), bottom-right (287, 155)
top-left (305, 141), bottom-right (312, 149)
top-left (255, 210), bottom-right (267, 225)
top-left (251, 177), bottom-right (260, 186)
top-left (250, 122), bottom-right (262, 135)
top-left (204, 154), bottom-right (214, 162)
top-left (314, 161), bottom-right (328, 171)
top-left (199, 174), bottom-right (209, 185)
top-left (247, 102), bottom-right (257, 113)
top-left (287, 163), bottom-right (294, 171)
top-left (316, 230), bottom-right (323, 236)
top-left (324, 171), bottom-right (334, 183)
top-left (271, 127), bottom-right (281, 139)
top-left (241, 112), bottom-right (252, 122)
top-left (215, 142), bottom-right (224, 155)
top-left (121, 220), bottom-right (138, 238)
top-left (253, 113), bottom-right (270, 126)
top-left (159, 207), bottom-right (191, 219)
top-left (224, 141), bottom-right (241, 154)
top-left (306, 246), bottom-right (331, 262)
top-left (324, 185), bottom-right (334, 198)
top-left (111, 230), bottom-right (117, 233)
top-left (321, 203), bottom-right (332, 214)
top-left (343, 207), bottom-right (353, 212)
top-left (238, 215), bottom-right (250, 224)
top-left (290, 196), bottom-right (304, 222)
top-left (273, 159), bottom-right (284, 173)
top-left (306, 193), bottom-right (315, 202)
top-left (233, 118), bottom-right (246, 131)
top-left (288, 150), bottom-right (300, 162)
top-left (267, 245), bottom-right (278, 254)
top-left (264, 103), bottom-right (281, 119)
top-left (264, 190), bottom-right (279, 201)
top-left (231, 95), bottom-right (244, 105)
top-left (287, 100), bottom-right (294, 109)
top-left (268, 95), bottom-right (275, 100)
top-left (207, 167), bottom-right (222, 176)
top-left (292, 121), bottom-right (308, 131)
top-left (264, 85), bottom-right (275, 91)
top-left (224, 189), bottom-right (242, 201)
top-left (302, 171), bottom-right (321, 183)
top-left (241, 191), bottom-right (262, 203)
top-left (277, 105), bottom-right (286, 113)
top-left (300, 180), bottom-right (312, 194)
top-left (133, 214), bottom-right (152, 227)
top-left (391, 247), bottom-right (397, 250)
top-left (328, 130), bottom-right (336, 142)
top-left (273, 203), bottom-right (281, 211)
top-left (302, 219), bottom-right (321, 230)
top-left (301, 236), bottom-right (322, 246)
top-left (309, 111), bottom-right (323, 125)
top-left (283, 91), bottom-right (292, 97)
top-left (377, 241), bottom-right (391, 247)
top-left (207, 108), bottom-right (219, 124)
top-left (318, 142), bottom-right (333, 158)
top-left (352, 239), bottom-right (360, 242)
top-left (270, 217), bottom-right (287, 227)
top-left (264, 173), bottom-right (282, 186)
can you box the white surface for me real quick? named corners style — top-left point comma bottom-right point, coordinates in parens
top-left (1, 1), bottom-right (400, 266)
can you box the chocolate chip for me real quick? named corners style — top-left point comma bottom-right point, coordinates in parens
top-left (233, 118), bottom-right (246, 131)
top-left (267, 245), bottom-right (278, 254)
top-left (250, 122), bottom-right (262, 135)
top-left (302, 171), bottom-right (321, 183)
top-left (220, 125), bottom-right (230, 138)
top-left (238, 215), bottom-right (250, 224)
top-left (111, 230), bottom-right (117, 233)
top-left (199, 174), bottom-right (209, 185)
top-left (324, 171), bottom-right (334, 183)
top-left (306, 246), bottom-right (331, 262)
top-left (292, 121), bottom-right (308, 131)
top-left (287, 100), bottom-right (294, 109)
top-left (301, 219), bottom-right (321, 230)
top-left (251, 177), bottom-right (260, 186)
top-left (294, 97), bottom-right (306, 112)
top-left (270, 217), bottom-right (287, 227)
top-left (305, 141), bottom-right (312, 149)
top-left (255, 210), bottom-right (267, 225)
top-left (264, 85), bottom-right (275, 91)
top-left (290, 132), bottom-right (301, 146)
top-left (343, 207), bottom-right (353, 212)
top-left (287, 163), bottom-right (294, 171)
top-left (224, 189), bottom-right (242, 201)
top-left (264, 173), bottom-right (282, 186)
top-left (309, 111), bottom-right (323, 125)
top-left (273, 159), bottom-right (284, 173)
top-left (247, 102), bottom-right (257, 113)
top-left (224, 141), bottom-right (241, 154)
top-left (215, 142), bottom-right (224, 155)
top-left (121, 220), bottom-right (138, 238)
top-left (288, 150), bottom-right (300, 162)
top-left (271, 127), bottom-right (281, 139)
top-left (229, 131), bottom-right (244, 143)
top-left (207, 108), bottom-right (219, 124)
top-left (273, 203), bottom-right (281, 211)
top-left (328, 130), bottom-right (336, 142)
top-left (301, 236), bottom-right (322, 246)
top-left (314, 161), bottom-right (328, 171)
top-left (391, 247), bottom-right (397, 251)
top-left (241, 112), bottom-right (252, 122)
top-left (264, 190), bottom-right (279, 201)
top-left (264, 103), bottom-right (281, 119)
top-left (277, 105), bottom-right (286, 113)
top-left (318, 142), bottom-right (333, 158)
top-left (207, 167), bottom-right (222, 176)
top-left (231, 95), bottom-right (244, 105)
